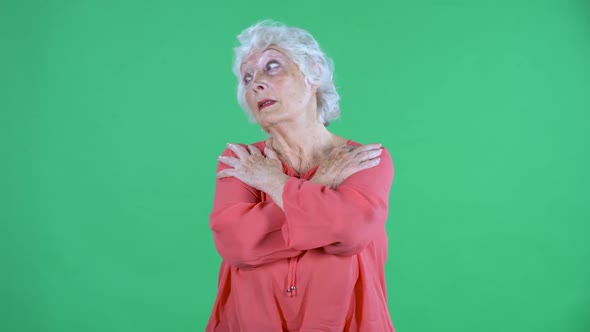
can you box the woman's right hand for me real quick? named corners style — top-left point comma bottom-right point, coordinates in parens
top-left (310, 143), bottom-right (383, 189)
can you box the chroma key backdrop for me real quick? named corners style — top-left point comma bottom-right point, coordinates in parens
top-left (2, 0), bottom-right (589, 331)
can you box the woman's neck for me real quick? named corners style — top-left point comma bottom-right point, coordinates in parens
top-left (265, 121), bottom-right (346, 174)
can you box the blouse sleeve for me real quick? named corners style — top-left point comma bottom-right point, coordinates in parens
top-left (281, 147), bottom-right (394, 256)
top-left (209, 146), bottom-right (304, 269)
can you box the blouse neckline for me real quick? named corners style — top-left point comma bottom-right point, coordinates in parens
top-left (262, 139), bottom-right (353, 179)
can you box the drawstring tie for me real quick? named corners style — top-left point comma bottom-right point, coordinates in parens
top-left (286, 256), bottom-right (299, 297)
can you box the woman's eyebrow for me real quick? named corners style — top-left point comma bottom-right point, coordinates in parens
top-left (262, 48), bottom-right (285, 57)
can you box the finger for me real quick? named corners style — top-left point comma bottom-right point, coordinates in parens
top-left (216, 168), bottom-right (236, 179)
top-left (351, 143), bottom-right (382, 155)
top-left (217, 155), bottom-right (240, 167)
top-left (341, 146), bottom-right (356, 153)
top-left (227, 143), bottom-right (250, 159)
top-left (248, 144), bottom-right (262, 156)
top-left (354, 148), bottom-right (383, 162)
top-left (264, 147), bottom-right (280, 160)
top-left (330, 144), bottom-right (354, 157)
top-left (357, 157), bottom-right (381, 170)
top-left (336, 144), bottom-right (355, 151)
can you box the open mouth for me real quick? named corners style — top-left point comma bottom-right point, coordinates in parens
top-left (258, 99), bottom-right (277, 110)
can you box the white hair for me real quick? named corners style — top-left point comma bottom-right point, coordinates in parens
top-left (232, 20), bottom-right (340, 126)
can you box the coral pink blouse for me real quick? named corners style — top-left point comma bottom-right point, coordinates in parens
top-left (206, 140), bottom-right (395, 332)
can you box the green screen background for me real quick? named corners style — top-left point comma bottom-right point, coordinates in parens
top-left (2, 0), bottom-right (589, 331)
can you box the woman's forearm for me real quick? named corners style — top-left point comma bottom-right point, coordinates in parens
top-left (262, 173), bottom-right (290, 210)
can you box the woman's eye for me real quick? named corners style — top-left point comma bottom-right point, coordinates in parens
top-left (243, 74), bottom-right (252, 84)
top-left (266, 61), bottom-right (279, 71)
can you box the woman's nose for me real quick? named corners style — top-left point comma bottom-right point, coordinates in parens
top-left (251, 74), bottom-right (267, 92)
top-left (254, 82), bottom-right (265, 91)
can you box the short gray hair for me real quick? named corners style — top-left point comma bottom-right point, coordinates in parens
top-left (232, 20), bottom-right (340, 126)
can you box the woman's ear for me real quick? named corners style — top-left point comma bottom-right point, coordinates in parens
top-left (304, 77), bottom-right (319, 93)
top-left (313, 63), bottom-right (322, 78)
top-left (304, 63), bottom-right (322, 93)
top-left (311, 63), bottom-right (322, 93)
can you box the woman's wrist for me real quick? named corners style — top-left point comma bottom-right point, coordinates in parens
top-left (310, 173), bottom-right (338, 189)
top-left (309, 174), bottom-right (325, 185)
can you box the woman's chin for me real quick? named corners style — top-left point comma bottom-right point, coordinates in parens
top-left (256, 115), bottom-right (290, 129)
top-left (256, 108), bottom-right (282, 121)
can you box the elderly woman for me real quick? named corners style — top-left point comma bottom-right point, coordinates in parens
top-left (206, 21), bottom-right (395, 332)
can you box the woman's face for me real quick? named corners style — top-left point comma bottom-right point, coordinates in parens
top-left (240, 46), bottom-right (317, 127)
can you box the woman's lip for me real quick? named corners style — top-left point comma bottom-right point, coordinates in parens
top-left (258, 100), bottom-right (277, 110)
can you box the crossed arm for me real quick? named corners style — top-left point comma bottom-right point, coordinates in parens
top-left (209, 143), bottom-right (394, 268)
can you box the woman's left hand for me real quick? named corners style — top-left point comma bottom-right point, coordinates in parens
top-left (217, 143), bottom-right (288, 192)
